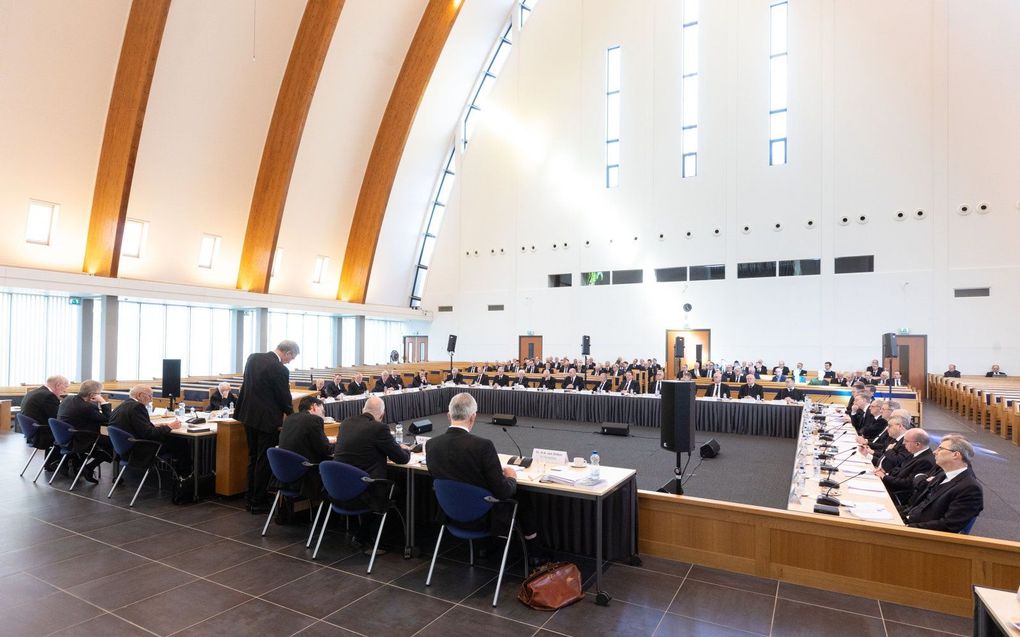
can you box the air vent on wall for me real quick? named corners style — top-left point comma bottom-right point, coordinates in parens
top-left (437, 306), bottom-right (454, 312)
top-left (954, 288), bottom-right (990, 298)
top-left (487, 304), bottom-right (505, 311)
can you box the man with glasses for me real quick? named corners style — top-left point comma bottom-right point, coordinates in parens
top-left (878, 428), bottom-right (935, 503)
top-left (902, 436), bottom-right (983, 533)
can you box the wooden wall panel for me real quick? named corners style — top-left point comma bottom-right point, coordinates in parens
top-left (639, 491), bottom-right (1020, 617)
top-left (236, 0), bottom-right (345, 293)
top-left (337, 0), bottom-right (464, 303)
top-left (82, 0), bottom-right (171, 277)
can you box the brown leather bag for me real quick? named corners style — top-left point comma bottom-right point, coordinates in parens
top-left (517, 562), bottom-right (585, 610)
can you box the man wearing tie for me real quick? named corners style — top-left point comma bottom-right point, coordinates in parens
top-left (903, 436), bottom-right (983, 533)
top-left (492, 367), bottom-right (510, 387)
top-left (879, 427), bottom-right (935, 502)
top-left (774, 378), bottom-right (804, 403)
top-left (738, 374), bottom-right (764, 400)
top-left (822, 362), bottom-right (836, 380)
top-left (647, 370), bottom-right (665, 396)
top-left (985, 364), bottom-right (1006, 377)
top-left (513, 370), bottom-right (530, 388)
top-left (705, 372), bottom-right (731, 399)
top-left (891, 371), bottom-right (905, 387)
top-left (537, 369), bottom-right (557, 390)
top-left (618, 371), bottom-right (638, 394)
top-left (561, 368), bottom-right (584, 391)
top-left (592, 372), bottom-right (611, 393)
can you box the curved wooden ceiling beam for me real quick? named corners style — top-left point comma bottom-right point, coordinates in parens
top-left (337, 0), bottom-right (465, 303)
top-left (83, 0), bottom-right (172, 277)
top-left (237, 0), bottom-right (345, 293)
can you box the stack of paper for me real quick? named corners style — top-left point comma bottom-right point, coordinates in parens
top-left (846, 502), bottom-right (894, 521)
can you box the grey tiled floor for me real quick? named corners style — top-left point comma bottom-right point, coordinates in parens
top-left (0, 428), bottom-right (977, 636)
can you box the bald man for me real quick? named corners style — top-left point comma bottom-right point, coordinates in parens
top-left (110, 385), bottom-right (191, 473)
top-left (21, 375), bottom-right (70, 470)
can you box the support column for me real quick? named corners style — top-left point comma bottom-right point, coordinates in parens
top-left (230, 309), bottom-right (245, 372)
top-left (78, 299), bottom-right (94, 381)
top-left (99, 295), bottom-right (119, 382)
top-left (256, 307), bottom-right (269, 353)
top-left (354, 316), bottom-right (365, 365)
top-left (332, 316), bottom-right (342, 367)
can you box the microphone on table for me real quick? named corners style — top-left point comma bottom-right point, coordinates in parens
top-left (818, 430), bottom-right (847, 448)
top-left (819, 448), bottom-right (857, 473)
top-left (815, 470), bottom-right (866, 507)
top-left (503, 427), bottom-right (533, 468)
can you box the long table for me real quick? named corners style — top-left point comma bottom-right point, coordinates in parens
top-left (786, 406), bottom-right (904, 526)
top-left (973, 586), bottom-right (1020, 636)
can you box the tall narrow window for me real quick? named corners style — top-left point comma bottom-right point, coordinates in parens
top-left (681, 0), bottom-right (699, 177)
top-left (121, 219), bottom-right (148, 258)
top-left (769, 1), bottom-right (788, 166)
top-left (463, 21), bottom-right (512, 149)
top-left (25, 200), bottom-right (58, 245)
top-left (197, 234), bottom-right (220, 269)
top-left (411, 148), bottom-right (456, 308)
top-left (520, 0), bottom-right (538, 27)
top-left (605, 45), bottom-right (621, 188)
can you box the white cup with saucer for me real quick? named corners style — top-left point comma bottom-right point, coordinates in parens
top-left (570, 457), bottom-right (586, 468)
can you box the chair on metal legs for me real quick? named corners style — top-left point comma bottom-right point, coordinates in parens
top-left (46, 418), bottom-right (102, 490)
top-left (426, 479), bottom-right (526, 607)
top-left (106, 426), bottom-right (170, 507)
top-left (311, 460), bottom-right (405, 574)
top-left (16, 414), bottom-right (48, 478)
top-left (263, 447), bottom-right (322, 548)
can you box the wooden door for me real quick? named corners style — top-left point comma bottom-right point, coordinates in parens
top-left (885, 334), bottom-right (927, 400)
top-left (665, 329), bottom-right (711, 379)
top-left (403, 336), bottom-right (428, 363)
top-left (519, 335), bottom-right (543, 363)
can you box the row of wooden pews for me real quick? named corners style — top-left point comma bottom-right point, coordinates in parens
top-left (928, 374), bottom-right (1020, 445)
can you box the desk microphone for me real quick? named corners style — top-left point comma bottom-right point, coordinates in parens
top-left (816, 470), bottom-right (865, 506)
top-left (818, 430), bottom-right (848, 449)
top-left (819, 448), bottom-right (856, 473)
top-left (503, 427), bottom-right (533, 468)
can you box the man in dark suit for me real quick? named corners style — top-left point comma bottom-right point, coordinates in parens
top-left (866, 359), bottom-right (883, 379)
top-left (412, 370), bottom-right (431, 388)
top-left (491, 367), bottom-right (510, 387)
top-left (880, 428), bottom-right (935, 502)
top-left (55, 380), bottom-right (115, 483)
top-left (208, 382), bottom-right (238, 410)
top-left (536, 369), bottom-right (557, 390)
top-left (591, 372), bottom-right (611, 393)
top-left (774, 378), bottom-right (804, 403)
top-left (721, 366), bottom-right (737, 383)
top-left (278, 395), bottom-right (332, 501)
top-left (385, 370), bottom-right (404, 390)
top-left (858, 400), bottom-right (887, 440)
top-left (860, 413), bottom-right (908, 472)
top-left (475, 369), bottom-right (491, 386)
top-left (445, 369), bottom-right (466, 385)
top-left (903, 436), bottom-right (983, 533)
top-left (822, 362), bottom-right (836, 380)
top-left (347, 373), bottom-right (368, 395)
top-left (512, 371), bottom-right (530, 388)
top-left (324, 373), bottom-right (346, 398)
top-left (110, 385), bottom-right (191, 472)
top-left (426, 393), bottom-right (541, 563)
top-left (943, 364), bottom-right (961, 378)
top-left (646, 370), bottom-right (665, 396)
top-left (986, 364), bottom-right (1006, 377)
top-left (333, 396), bottom-right (410, 552)
top-left (704, 372), bottom-right (731, 399)
top-left (372, 372), bottom-right (396, 393)
top-left (738, 374), bottom-right (764, 399)
top-left (561, 368), bottom-right (584, 391)
top-left (236, 340), bottom-right (298, 513)
top-left (618, 371), bottom-right (639, 394)
top-left (20, 375), bottom-right (70, 470)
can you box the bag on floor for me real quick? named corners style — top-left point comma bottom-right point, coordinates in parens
top-left (517, 562), bottom-right (585, 610)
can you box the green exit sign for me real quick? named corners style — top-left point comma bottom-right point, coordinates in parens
top-left (68, 297), bottom-right (82, 306)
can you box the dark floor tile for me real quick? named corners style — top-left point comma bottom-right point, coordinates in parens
top-left (114, 578), bottom-right (252, 635)
top-left (585, 563), bottom-right (685, 610)
top-left (771, 599), bottom-right (884, 637)
top-left (274, 530), bottom-right (360, 564)
top-left (173, 598), bottom-right (316, 637)
top-left (667, 579), bottom-right (774, 635)
top-left (261, 567), bottom-right (381, 619)
top-left (390, 558), bottom-right (498, 602)
top-left (155, 502), bottom-right (240, 526)
top-left (293, 621), bottom-right (362, 636)
top-left (331, 548), bottom-right (432, 582)
top-left (458, 574), bottom-right (559, 627)
top-left (191, 510), bottom-right (264, 537)
top-left (630, 555), bottom-right (693, 579)
top-left (654, 612), bottom-right (764, 636)
top-left (67, 561), bottom-right (196, 610)
top-left (120, 526), bottom-right (222, 560)
top-left (777, 581), bottom-right (880, 617)
top-left (416, 605), bottom-right (535, 637)
top-left (4, 590), bottom-right (105, 636)
top-left (0, 519), bottom-right (72, 554)
top-left (207, 552), bottom-right (321, 596)
top-left (0, 533), bottom-right (108, 577)
top-left (47, 612), bottom-right (153, 637)
top-left (884, 621), bottom-right (968, 637)
top-left (158, 538), bottom-right (269, 576)
top-left (87, 515), bottom-right (177, 546)
top-left (0, 571), bottom-right (60, 612)
top-left (324, 585), bottom-right (453, 635)
top-left (685, 565), bottom-right (777, 596)
top-left (879, 602), bottom-right (972, 636)
top-left (234, 524), bottom-right (317, 550)
top-left (544, 594), bottom-right (665, 637)
top-left (29, 545), bottom-right (150, 588)
top-left (53, 507), bottom-right (139, 533)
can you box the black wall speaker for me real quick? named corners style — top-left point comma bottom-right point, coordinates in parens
top-left (882, 332), bottom-right (898, 358)
top-left (447, 334), bottom-right (458, 353)
top-left (492, 414), bottom-right (517, 426)
top-left (674, 336), bottom-right (685, 358)
top-left (699, 439), bottom-right (720, 458)
top-left (581, 335), bottom-right (591, 356)
top-left (162, 359), bottom-right (181, 399)
top-left (661, 381), bottom-right (696, 453)
top-left (409, 419), bottom-right (433, 435)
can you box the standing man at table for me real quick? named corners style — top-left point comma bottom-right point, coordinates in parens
top-left (737, 374), bottom-right (764, 400)
top-left (426, 393), bottom-right (543, 565)
top-left (236, 340), bottom-right (299, 514)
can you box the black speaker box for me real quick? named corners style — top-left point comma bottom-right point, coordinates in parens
top-left (581, 335), bottom-right (591, 356)
top-left (447, 334), bottom-right (458, 353)
top-left (661, 381), bottom-right (696, 453)
top-left (409, 419), bottom-right (433, 435)
top-left (601, 423), bottom-right (630, 436)
top-left (162, 359), bottom-right (181, 398)
top-left (699, 439), bottom-right (720, 458)
top-left (674, 336), bottom-right (684, 357)
top-left (492, 414), bottom-right (517, 426)
top-left (882, 332), bottom-right (898, 358)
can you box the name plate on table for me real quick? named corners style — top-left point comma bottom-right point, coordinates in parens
top-left (415, 435), bottom-right (430, 448)
top-left (532, 448), bottom-right (569, 465)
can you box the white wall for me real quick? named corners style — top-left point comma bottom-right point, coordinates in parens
top-left (421, 0), bottom-right (1020, 375)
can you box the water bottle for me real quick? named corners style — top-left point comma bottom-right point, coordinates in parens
top-left (589, 450), bottom-right (600, 481)
top-left (177, 402), bottom-right (185, 418)
top-left (228, 401), bottom-right (234, 416)
top-left (394, 423), bottom-right (403, 443)
top-left (795, 468), bottom-right (806, 496)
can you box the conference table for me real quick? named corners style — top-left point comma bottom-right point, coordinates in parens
top-left (972, 586), bottom-right (1020, 636)
top-left (786, 405), bottom-right (904, 525)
